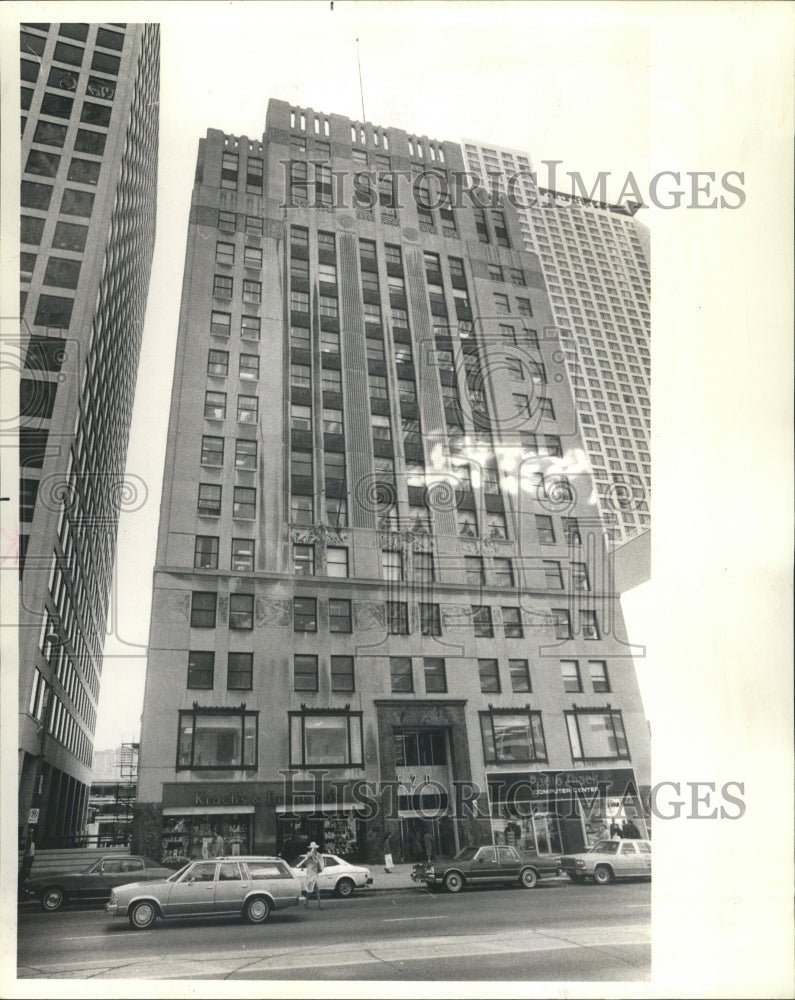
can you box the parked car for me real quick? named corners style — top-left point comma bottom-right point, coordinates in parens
top-left (411, 844), bottom-right (560, 893)
top-left (558, 838), bottom-right (652, 884)
top-left (106, 856), bottom-right (301, 929)
top-left (289, 853), bottom-right (373, 897)
top-left (23, 855), bottom-right (173, 911)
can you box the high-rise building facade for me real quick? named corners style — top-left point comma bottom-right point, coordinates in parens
top-left (134, 99), bottom-right (649, 867)
top-left (18, 22), bottom-right (159, 846)
top-left (462, 140), bottom-right (651, 544)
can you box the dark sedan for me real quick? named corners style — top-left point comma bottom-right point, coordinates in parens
top-left (23, 855), bottom-right (173, 911)
top-left (411, 844), bottom-right (560, 893)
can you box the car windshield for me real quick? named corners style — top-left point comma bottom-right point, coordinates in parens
top-left (590, 841), bottom-right (620, 854)
top-left (453, 847), bottom-right (479, 861)
top-left (291, 855), bottom-right (307, 868)
top-left (167, 863), bottom-right (192, 882)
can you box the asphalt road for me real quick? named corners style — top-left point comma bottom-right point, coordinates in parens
top-left (17, 879), bottom-right (650, 981)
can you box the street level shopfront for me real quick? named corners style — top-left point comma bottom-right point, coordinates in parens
top-left (487, 767), bottom-right (648, 856)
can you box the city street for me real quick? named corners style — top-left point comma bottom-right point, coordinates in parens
top-left (17, 880), bottom-right (650, 981)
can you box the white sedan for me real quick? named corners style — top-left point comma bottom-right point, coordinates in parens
top-left (289, 853), bottom-right (373, 897)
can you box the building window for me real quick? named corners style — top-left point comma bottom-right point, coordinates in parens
top-left (478, 658), bottom-right (500, 693)
top-left (320, 329), bottom-right (340, 355)
top-left (565, 709), bottom-right (629, 761)
top-left (493, 292), bottom-right (510, 314)
top-left (294, 654), bottom-right (318, 692)
top-left (589, 660), bottom-right (611, 693)
top-left (204, 391), bottom-right (226, 420)
top-left (239, 354), bottom-right (259, 380)
top-left (233, 486), bottom-right (256, 519)
top-left (190, 592), bottom-right (217, 628)
top-left (464, 555), bottom-right (485, 586)
top-left (419, 602), bottom-right (441, 636)
top-left (289, 710), bottom-right (363, 767)
top-left (195, 535), bottom-right (220, 569)
top-left (413, 551), bottom-right (435, 584)
top-left (326, 547), bottom-right (348, 578)
top-left (231, 538), bottom-right (254, 572)
top-left (207, 349), bottom-right (229, 377)
top-left (551, 608), bottom-right (572, 640)
top-left (229, 593), bottom-right (254, 630)
top-left (329, 598), bottom-right (351, 633)
top-left (516, 297), bottom-right (533, 317)
top-left (290, 495), bottom-right (313, 525)
top-left (509, 659), bottom-right (531, 692)
top-left (221, 152), bottom-right (239, 189)
top-left (198, 484), bottom-right (222, 517)
top-left (561, 659), bottom-right (582, 693)
top-left (291, 404), bottom-right (312, 430)
top-left (241, 315), bottom-right (260, 341)
top-left (294, 596), bottom-right (317, 632)
top-left (201, 435), bottom-right (224, 466)
top-left (235, 439), bottom-right (257, 470)
top-left (187, 651), bottom-right (214, 689)
top-left (382, 550), bottom-right (403, 582)
top-left (294, 544), bottom-right (315, 576)
top-left (177, 708), bottom-right (257, 770)
top-left (502, 606), bottom-right (523, 638)
top-left (243, 280), bottom-right (261, 304)
top-left (216, 241), bottom-right (234, 266)
top-left (326, 497), bottom-right (348, 528)
top-left (493, 558), bottom-right (514, 588)
top-left (562, 517), bottom-right (581, 545)
top-left (227, 652), bottom-right (253, 690)
top-left (218, 210), bottom-right (236, 231)
top-left (331, 656), bottom-right (355, 693)
top-left (543, 560), bottom-right (563, 589)
top-left (387, 601), bottom-right (409, 635)
top-left (291, 450), bottom-right (312, 479)
top-left (571, 562), bottom-right (590, 591)
top-left (535, 514), bottom-right (555, 545)
top-left (213, 274), bottom-right (233, 298)
top-left (237, 395), bottom-right (258, 423)
top-left (457, 511), bottom-right (478, 538)
top-left (487, 513), bottom-right (508, 540)
top-left (245, 215), bottom-right (263, 237)
top-left (322, 407), bottom-right (342, 433)
top-left (480, 711), bottom-right (547, 764)
top-left (291, 363), bottom-right (311, 390)
top-left (472, 605), bottom-right (494, 638)
top-left (390, 657), bottom-right (413, 693)
top-left (246, 156), bottom-right (263, 193)
top-left (322, 369), bottom-right (342, 393)
top-left (423, 657), bottom-right (447, 693)
top-left (580, 610), bottom-right (600, 639)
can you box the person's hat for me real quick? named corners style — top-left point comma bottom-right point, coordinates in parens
top-left (308, 841), bottom-right (319, 850)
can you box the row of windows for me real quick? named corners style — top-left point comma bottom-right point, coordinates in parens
top-left (204, 392), bottom-right (257, 422)
top-left (198, 483), bottom-right (256, 519)
top-left (174, 705), bottom-right (629, 771)
top-left (217, 210), bottom-right (263, 237)
top-left (186, 591), bottom-right (603, 642)
top-left (212, 274), bottom-right (261, 302)
top-left (215, 240), bottom-right (262, 269)
top-left (206, 350), bottom-right (259, 380)
top-left (220, 151), bottom-right (263, 194)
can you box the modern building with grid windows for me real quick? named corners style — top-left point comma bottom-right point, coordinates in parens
top-left (462, 139), bottom-right (651, 546)
top-left (17, 22), bottom-right (159, 847)
top-left (134, 99), bottom-right (649, 867)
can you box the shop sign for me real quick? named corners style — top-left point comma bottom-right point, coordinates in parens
top-left (488, 768), bottom-right (638, 801)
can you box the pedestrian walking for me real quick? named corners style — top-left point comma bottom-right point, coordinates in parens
top-left (382, 832), bottom-right (393, 873)
top-left (211, 831), bottom-right (225, 857)
top-left (609, 820), bottom-right (622, 839)
top-left (423, 829), bottom-right (434, 862)
top-left (301, 841), bottom-right (324, 909)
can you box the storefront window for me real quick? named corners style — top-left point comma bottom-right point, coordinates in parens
top-left (565, 709), bottom-right (629, 761)
top-left (177, 709), bottom-right (258, 770)
top-left (288, 711), bottom-right (363, 767)
top-left (480, 711), bottom-right (547, 764)
top-left (161, 813), bottom-right (252, 865)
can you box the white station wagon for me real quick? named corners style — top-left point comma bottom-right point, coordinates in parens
top-left (106, 856), bottom-right (301, 929)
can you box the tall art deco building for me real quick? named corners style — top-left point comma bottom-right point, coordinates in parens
top-left (17, 22), bottom-right (159, 845)
top-left (134, 99), bottom-right (650, 866)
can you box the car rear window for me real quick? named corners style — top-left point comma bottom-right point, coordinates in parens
top-left (246, 861), bottom-right (290, 879)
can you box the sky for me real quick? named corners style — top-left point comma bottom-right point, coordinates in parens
top-left (93, 0), bottom-right (658, 749)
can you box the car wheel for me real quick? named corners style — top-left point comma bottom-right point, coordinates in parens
top-left (593, 865), bottom-right (613, 885)
top-left (42, 887), bottom-right (65, 911)
top-left (443, 871), bottom-right (464, 893)
top-left (520, 867), bottom-right (538, 889)
top-left (335, 877), bottom-right (355, 898)
top-left (244, 896), bottom-right (271, 924)
top-left (128, 900), bottom-right (157, 930)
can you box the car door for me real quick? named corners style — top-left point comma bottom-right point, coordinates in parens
top-left (247, 859), bottom-right (298, 906)
top-left (162, 861), bottom-right (217, 915)
top-left (496, 846), bottom-right (521, 882)
top-left (615, 841), bottom-right (640, 876)
top-left (115, 858), bottom-right (146, 887)
top-left (213, 861), bottom-right (248, 914)
top-left (78, 858), bottom-right (122, 900)
top-left (318, 855), bottom-right (339, 891)
top-left (470, 846), bottom-right (499, 883)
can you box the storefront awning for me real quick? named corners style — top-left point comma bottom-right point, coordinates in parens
top-left (162, 805), bottom-right (255, 816)
top-left (275, 803), bottom-right (358, 814)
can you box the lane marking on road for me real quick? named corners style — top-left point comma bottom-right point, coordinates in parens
top-left (382, 915), bottom-right (446, 922)
top-left (61, 933), bottom-right (151, 940)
